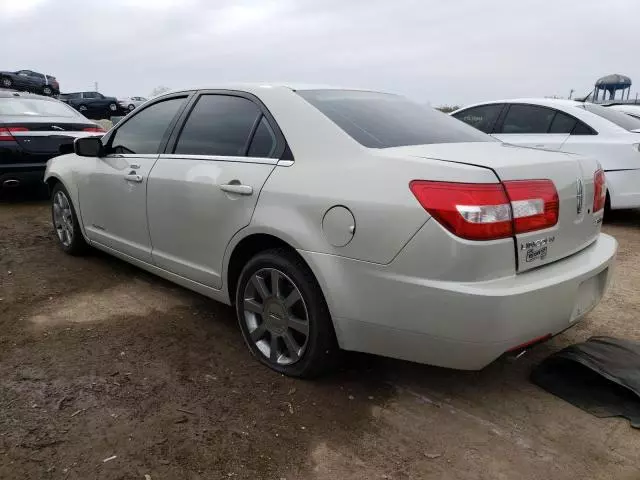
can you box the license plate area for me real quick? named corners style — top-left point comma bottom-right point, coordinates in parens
top-left (571, 268), bottom-right (608, 322)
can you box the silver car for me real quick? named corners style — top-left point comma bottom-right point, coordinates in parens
top-left (45, 85), bottom-right (617, 377)
top-left (118, 96), bottom-right (148, 112)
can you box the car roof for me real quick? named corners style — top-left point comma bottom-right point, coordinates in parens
top-left (158, 83), bottom-right (386, 97)
top-left (455, 98), bottom-right (585, 112)
top-left (0, 89), bottom-right (54, 100)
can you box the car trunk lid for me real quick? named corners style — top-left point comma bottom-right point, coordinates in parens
top-left (1, 118), bottom-right (102, 154)
top-left (384, 142), bottom-right (603, 272)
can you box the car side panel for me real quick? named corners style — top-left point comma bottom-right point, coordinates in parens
top-left (249, 154), bottom-right (499, 266)
top-left (560, 137), bottom-right (640, 209)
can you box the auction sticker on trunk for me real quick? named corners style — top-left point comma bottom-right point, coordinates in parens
top-left (526, 245), bottom-right (548, 262)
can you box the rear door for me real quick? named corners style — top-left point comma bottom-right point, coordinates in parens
top-left (78, 94), bottom-right (189, 262)
top-left (147, 91), bottom-right (282, 289)
top-left (493, 104), bottom-right (570, 150)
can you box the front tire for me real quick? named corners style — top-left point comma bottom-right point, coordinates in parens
top-left (51, 183), bottom-right (88, 256)
top-left (1, 77), bottom-right (12, 89)
top-left (235, 249), bottom-right (339, 378)
top-left (128, 104), bottom-right (135, 111)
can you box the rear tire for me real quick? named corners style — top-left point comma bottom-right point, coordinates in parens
top-left (51, 183), bottom-right (88, 256)
top-left (43, 86), bottom-right (52, 95)
top-left (128, 104), bottom-right (135, 111)
top-left (235, 248), bottom-right (340, 378)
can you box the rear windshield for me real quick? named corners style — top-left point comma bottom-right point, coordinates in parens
top-left (297, 89), bottom-right (493, 148)
top-left (578, 103), bottom-right (640, 131)
top-left (0, 98), bottom-right (81, 117)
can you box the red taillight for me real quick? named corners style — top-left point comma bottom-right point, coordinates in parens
top-left (409, 179), bottom-right (559, 241)
top-left (503, 180), bottom-right (559, 234)
top-left (83, 127), bottom-right (105, 133)
top-left (593, 169), bottom-right (606, 212)
top-left (0, 127), bottom-right (28, 141)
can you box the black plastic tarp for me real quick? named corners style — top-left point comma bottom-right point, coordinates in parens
top-left (531, 336), bottom-right (640, 428)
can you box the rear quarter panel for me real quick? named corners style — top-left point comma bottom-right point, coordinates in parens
top-left (250, 153), bottom-right (499, 265)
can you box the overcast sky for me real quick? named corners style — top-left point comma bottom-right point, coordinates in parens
top-left (2, 0), bottom-right (639, 106)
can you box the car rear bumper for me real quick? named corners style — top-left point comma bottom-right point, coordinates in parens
top-left (300, 232), bottom-right (617, 370)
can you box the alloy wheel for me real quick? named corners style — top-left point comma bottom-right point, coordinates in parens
top-left (52, 190), bottom-right (74, 247)
top-left (242, 268), bottom-right (310, 366)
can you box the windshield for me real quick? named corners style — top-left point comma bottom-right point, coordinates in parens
top-left (297, 89), bottom-right (494, 148)
top-left (0, 98), bottom-right (82, 117)
top-left (578, 103), bottom-right (640, 131)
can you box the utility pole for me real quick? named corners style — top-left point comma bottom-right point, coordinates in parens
top-left (94, 81), bottom-right (98, 92)
top-left (568, 88), bottom-right (574, 100)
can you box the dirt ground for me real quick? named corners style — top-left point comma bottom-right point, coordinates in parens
top-left (1, 188), bottom-right (640, 480)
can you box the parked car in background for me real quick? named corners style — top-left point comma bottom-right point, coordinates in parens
top-left (0, 90), bottom-right (103, 190)
top-left (604, 103), bottom-right (640, 120)
top-left (118, 96), bottom-right (148, 112)
top-left (59, 91), bottom-right (121, 119)
top-left (45, 85), bottom-right (615, 377)
top-left (0, 69), bottom-right (60, 96)
top-left (452, 99), bottom-right (640, 210)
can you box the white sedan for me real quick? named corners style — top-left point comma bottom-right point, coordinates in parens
top-left (118, 96), bottom-right (148, 112)
top-left (44, 86), bottom-right (616, 377)
top-left (452, 99), bottom-right (640, 210)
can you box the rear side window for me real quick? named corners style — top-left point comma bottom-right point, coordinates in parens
top-left (110, 97), bottom-right (185, 154)
top-left (248, 116), bottom-right (277, 157)
top-left (548, 111), bottom-right (577, 134)
top-left (297, 89), bottom-right (492, 148)
top-left (0, 98), bottom-right (80, 117)
top-left (174, 95), bottom-right (261, 156)
top-left (501, 105), bottom-right (555, 134)
top-left (452, 104), bottom-right (503, 133)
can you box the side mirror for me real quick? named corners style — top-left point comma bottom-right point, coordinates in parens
top-left (74, 136), bottom-right (104, 157)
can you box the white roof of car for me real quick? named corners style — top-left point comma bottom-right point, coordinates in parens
top-left (458, 98), bottom-right (585, 110)
top-left (158, 83), bottom-right (385, 97)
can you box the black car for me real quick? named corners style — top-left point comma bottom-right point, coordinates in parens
top-left (59, 91), bottom-right (122, 119)
top-left (0, 90), bottom-right (104, 190)
top-left (0, 69), bottom-right (60, 96)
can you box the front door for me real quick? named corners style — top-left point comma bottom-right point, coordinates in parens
top-left (78, 96), bottom-right (189, 263)
top-left (147, 93), bottom-right (282, 288)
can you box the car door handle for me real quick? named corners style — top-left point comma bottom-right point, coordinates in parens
top-left (124, 173), bottom-right (143, 183)
top-left (219, 183), bottom-right (253, 195)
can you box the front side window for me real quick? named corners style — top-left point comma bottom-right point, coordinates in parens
top-left (109, 97), bottom-right (186, 154)
top-left (298, 89), bottom-right (492, 148)
top-left (174, 95), bottom-right (261, 156)
top-left (83, 92), bottom-right (100, 99)
top-left (501, 104), bottom-right (555, 134)
top-left (452, 104), bottom-right (503, 133)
